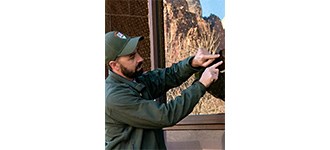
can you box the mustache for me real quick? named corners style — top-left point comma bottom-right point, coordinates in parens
top-left (136, 62), bottom-right (143, 69)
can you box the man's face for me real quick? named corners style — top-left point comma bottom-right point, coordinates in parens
top-left (116, 51), bottom-right (144, 79)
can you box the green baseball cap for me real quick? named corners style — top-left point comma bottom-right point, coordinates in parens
top-left (105, 31), bottom-right (143, 65)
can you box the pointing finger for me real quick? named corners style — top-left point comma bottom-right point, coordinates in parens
top-left (209, 61), bottom-right (223, 69)
top-left (202, 58), bottom-right (215, 67)
top-left (202, 54), bottom-right (220, 60)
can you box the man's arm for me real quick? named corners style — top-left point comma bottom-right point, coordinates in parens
top-left (107, 80), bottom-right (206, 129)
top-left (137, 48), bottom-right (220, 99)
top-left (137, 56), bottom-right (199, 99)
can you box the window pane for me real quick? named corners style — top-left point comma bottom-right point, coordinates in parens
top-left (163, 0), bottom-right (225, 114)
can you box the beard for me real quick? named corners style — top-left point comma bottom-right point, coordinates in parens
top-left (120, 62), bottom-right (144, 79)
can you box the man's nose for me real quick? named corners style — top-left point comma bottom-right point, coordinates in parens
top-left (136, 53), bottom-right (144, 62)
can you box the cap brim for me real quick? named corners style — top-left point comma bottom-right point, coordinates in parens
top-left (118, 36), bottom-right (143, 57)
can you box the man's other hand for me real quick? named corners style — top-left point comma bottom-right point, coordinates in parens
top-left (199, 61), bottom-right (223, 88)
top-left (191, 48), bottom-right (220, 68)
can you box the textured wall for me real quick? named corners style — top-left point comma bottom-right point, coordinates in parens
top-left (165, 130), bottom-right (225, 150)
top-left (105, 0), bottom-right (151, 78)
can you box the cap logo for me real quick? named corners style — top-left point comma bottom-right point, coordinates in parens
top-left (115, 32), bottom-right (127, 39)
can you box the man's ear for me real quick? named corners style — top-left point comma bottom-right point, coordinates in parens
top-left (109, 61), bottom-right (119, 71)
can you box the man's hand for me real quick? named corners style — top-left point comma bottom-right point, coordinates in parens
top-left (191, 48), bottom-right (220, 68)
top-left (199, 61), bottom-right (223, 88)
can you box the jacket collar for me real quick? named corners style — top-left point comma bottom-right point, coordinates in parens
top-left (107, 70), bottom-right (145, 92)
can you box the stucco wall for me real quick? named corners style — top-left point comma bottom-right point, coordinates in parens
top-left (105, 0), bottom-right (151, 77)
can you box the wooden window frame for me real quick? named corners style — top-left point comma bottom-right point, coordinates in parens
top-left (148, 0), bottom-right (225, 129)
top-left (164, 113), bottom-right (225, 130)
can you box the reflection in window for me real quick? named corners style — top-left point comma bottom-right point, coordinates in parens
top-left (163, 0), bottom-right (225, 114)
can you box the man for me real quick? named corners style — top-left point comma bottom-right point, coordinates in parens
top-left (105, 31), bottom-right (222, 149)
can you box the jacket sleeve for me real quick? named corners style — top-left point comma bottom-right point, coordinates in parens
top-left (137, 56), bottom-right (201, 99)
top-left (107, 81), bottom-right (206, 129)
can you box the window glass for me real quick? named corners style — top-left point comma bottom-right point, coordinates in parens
top-left (163, 0), bottom-right (225, 114)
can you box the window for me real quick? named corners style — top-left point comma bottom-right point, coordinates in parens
top-left (163, 0), bottom-right (225, 114)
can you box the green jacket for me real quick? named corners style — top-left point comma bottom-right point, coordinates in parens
top-left (105, 56), bottom-right (206, 150)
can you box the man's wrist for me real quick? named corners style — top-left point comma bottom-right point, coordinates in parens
top-left (194, 80), bottom-right (207, 93)
top-left (189, 56), bottom-right (199, 68)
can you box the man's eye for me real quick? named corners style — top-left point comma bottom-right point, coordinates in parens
top-left (129, 53), bottom-right (136, 59)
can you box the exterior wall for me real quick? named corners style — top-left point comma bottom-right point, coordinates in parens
top-left (164, 114), bottom-right (225, 150)
top-left (105, 0), bottom-right (151, 78)
top-left (165, 130), bottom-right (225, 150)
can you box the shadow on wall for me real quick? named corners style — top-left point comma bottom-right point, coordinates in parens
top-left (166, 141), bottom-right (202, 149)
